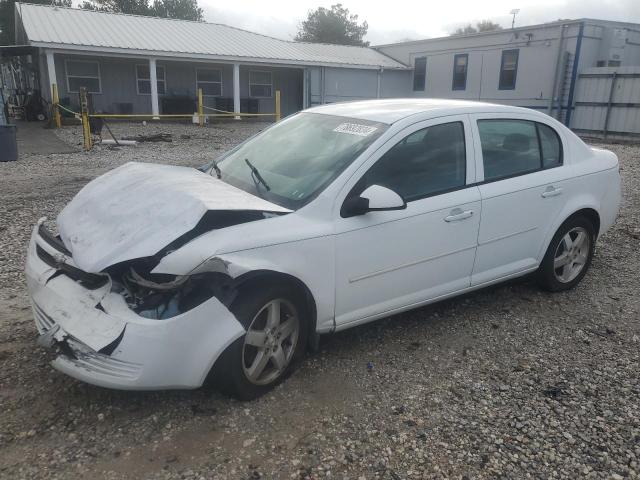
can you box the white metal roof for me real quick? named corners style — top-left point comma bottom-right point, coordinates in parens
top-left (15, 3), bottom-right (408, 70)
top-left (372, 18), bottom-right (640, 48)
top-left (307, 98), bottom-right (540, 123)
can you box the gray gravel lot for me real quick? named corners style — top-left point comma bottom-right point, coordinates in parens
top-left (0, 121), bottom-right (638, 480)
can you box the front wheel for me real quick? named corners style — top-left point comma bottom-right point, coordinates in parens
top-left (212, 284), bottom-right (308, 400)
top-left (537, 216), bottom-right (596, 292)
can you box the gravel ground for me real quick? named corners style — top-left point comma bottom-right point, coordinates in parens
top-left (0, 122), bottom-right (638, 480)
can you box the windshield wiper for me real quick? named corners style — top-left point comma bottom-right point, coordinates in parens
top-left (245, 158), bottom-right (270, 191)
top-left (211, 160), bottom-right (221, 179)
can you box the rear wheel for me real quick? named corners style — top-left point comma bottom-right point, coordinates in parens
top-left (538, 216), bottom-right (596, 292)
top-left (213, 284), bottom-right (308, 400)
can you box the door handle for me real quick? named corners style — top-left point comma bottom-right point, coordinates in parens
top-left (444, 208), bottom-right (474, 222)
top-left (541, 186), bottom-right (563, 198)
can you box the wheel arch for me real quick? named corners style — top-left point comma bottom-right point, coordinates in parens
top-left (572, 208), bottom-right (600, 237)
top-left (538, 203), bottom-right (601, 263)
top-left (233, 269), bottom-right (319, 350)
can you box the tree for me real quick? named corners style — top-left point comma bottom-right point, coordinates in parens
top-left (451, 20), bottom-right (502, 36)
top-left (295, 4), bottom-right (369, 46)
top-left (151, 0), bottom-right (203, 21)
top-left (452, 24), bottom-right (478, 36)
top-left (80, 0), bottom-right (151, 16)
top-left (476, 20), bottom-right (503, 32)
top-left (80, 0), bottom-right (203, 21)
top-left (0, 0), bottom-right (71, 45)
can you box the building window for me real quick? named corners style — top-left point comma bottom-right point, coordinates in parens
top-left (596, 60), bottom-right (606, 67)
top-left (65, 60), bottom-right (101, 94)
top-left (452, 54), bottom-right (468, 90)
top-left (196, 69), bottom-right (222, 97)
top-left (249, 71), bottom-right (273, 98)
top-left (608, 60), bottom-right (621, 67)
top-left (413, 57), bottom-right (427, 91)
top-left (499, 49), bottom-right (519, 90)
top-left (136, 64), bottom-right (166, 95)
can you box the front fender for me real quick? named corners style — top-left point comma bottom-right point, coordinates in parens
top-left (157, 236), bottom-right (336, 334)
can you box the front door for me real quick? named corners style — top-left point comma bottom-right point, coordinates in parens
top-left (333, 117), bottom-right (481, 328)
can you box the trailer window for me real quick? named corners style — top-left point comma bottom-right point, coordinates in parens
top-left (499, 49), bottom-right (519, 90)
top-left (413, 57), bottom-right (427, 91)
top-left (452, 54), bottom-right (468, 90)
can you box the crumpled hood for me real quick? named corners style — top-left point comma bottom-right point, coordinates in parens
top-left (57, 162), bottom-right (290, 273)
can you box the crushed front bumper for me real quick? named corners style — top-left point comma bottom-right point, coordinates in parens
top-left (25, 219), bottom-right (245, 390)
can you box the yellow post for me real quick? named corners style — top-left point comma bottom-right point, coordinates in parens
top-left (275, 90), bottom-right (281, 122)
top-left (51, 83), bottom-right (61, 128)
top-left (79, 87), bottom-right (92, 151)
top-left (197, 88), bottom-right (204, 127)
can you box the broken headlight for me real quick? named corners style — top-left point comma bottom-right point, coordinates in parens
top-left (113, 266), bottom-right (232, 320)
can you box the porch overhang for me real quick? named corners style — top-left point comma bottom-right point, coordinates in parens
top-left (29, 43), bottom-right (411, 71)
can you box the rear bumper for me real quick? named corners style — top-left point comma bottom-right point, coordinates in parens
top-left (26, 219), bottom-right (245, 390)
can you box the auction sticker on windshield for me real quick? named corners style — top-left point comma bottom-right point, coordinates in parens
top-left (333, 123), bottom-right (378, 137)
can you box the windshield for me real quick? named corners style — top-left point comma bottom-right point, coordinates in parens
top-left (209, 112), bottom-right (388, 210)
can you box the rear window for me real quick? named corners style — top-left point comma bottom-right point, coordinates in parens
top-left (478, 119), bottom-right (563, 181)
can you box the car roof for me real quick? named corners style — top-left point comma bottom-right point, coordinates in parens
top-left (306, 98), bottom-right (539, 124)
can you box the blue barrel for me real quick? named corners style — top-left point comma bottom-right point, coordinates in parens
top-left (0, 125), bottom-right (17, 162)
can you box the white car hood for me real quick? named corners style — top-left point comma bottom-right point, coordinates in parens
top-left (57, 162), bottom-right (290, 273)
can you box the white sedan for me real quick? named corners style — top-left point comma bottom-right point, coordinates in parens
top-left (26, 99), bottom-right (621, 399)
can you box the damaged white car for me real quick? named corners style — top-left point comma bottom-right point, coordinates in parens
top-left (26, 99), bottom-right (621, 399)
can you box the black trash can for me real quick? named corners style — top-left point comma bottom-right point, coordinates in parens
top-left (0, 125), bottom-right (18, 162)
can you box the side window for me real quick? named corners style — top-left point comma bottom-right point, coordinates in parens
top-left (538, 123), bottom-right (562, 168)
top-left (359, 122), bottom-right (466, 202)
top-left (478, 120), bottom-right (563, 181)
top-left (402, 129), bottom-right (427, 145)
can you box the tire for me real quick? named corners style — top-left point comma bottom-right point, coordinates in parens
top-left (211, 284), bottom-right (308, 400)
top-left (537, 215), bottom-right (596, 292)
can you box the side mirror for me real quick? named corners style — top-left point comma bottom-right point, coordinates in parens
top-left (341, 185), bottom-right (407, 218)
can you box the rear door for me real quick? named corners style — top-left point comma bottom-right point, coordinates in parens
top-left (470, 114), bottom-right (571, 286)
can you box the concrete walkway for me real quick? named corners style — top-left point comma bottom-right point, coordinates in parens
top-left (14, 121), bottom-right (78, 156)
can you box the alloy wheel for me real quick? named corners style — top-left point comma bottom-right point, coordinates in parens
top-left (242, 298), bottom-right (300, 385)
top-left (553, 226), bottom-right (591, 283)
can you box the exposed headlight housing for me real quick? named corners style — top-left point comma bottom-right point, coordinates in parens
top-left (111, 262), bottom-right (232, 320)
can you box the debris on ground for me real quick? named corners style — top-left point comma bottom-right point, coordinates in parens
top-left (542, 382), bottom-right (570, 399)
top-left (100, 139), bottom-right (137, 146)
top-left (122, 132), bottom-right (173, 142)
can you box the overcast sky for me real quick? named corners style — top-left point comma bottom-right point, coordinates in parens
top-left (200, 0), bottom-right (640, 45)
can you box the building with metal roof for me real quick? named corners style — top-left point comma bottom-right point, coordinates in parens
top-left (13, 2), bottom-right (410, 118)
top-left (6, 3), bottom-right (640, 136)
top-left (16, 3), bottom-right (406, 70)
